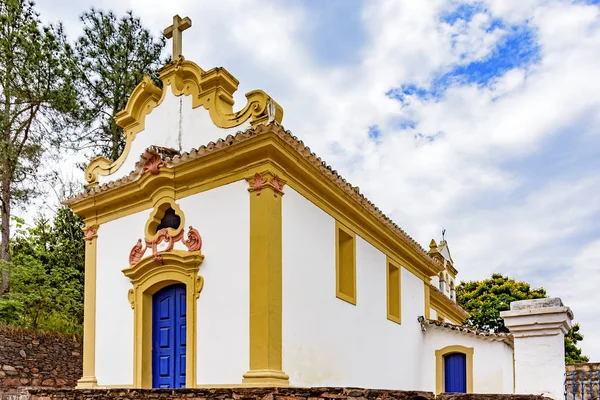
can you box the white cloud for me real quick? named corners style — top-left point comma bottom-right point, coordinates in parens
top-left (547, 239), bottom-right (600, 360)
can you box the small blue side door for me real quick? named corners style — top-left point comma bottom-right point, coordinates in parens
top-left (444, 352), bottom-right (467, 393)
top-left (152, 284), bottom-right (186, 388)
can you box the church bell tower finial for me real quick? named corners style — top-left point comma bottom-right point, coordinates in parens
top-left (163, 15), bottom-right (192, 60)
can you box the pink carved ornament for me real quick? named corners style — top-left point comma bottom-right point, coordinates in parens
top-left (142, 153), bottom-right (165, 175)
top-left (128, 239), bottom-right (145, 265)
top-left (84, 226), bottom-right (97, 242)
top-left (270, 175), bottom-right (284, 197)
top-left (128, 226), bottom-right (203, 266)
top-left (183, 226), bottom-right (202, 252)
top-left (249, 173), bottom-right (268, 195)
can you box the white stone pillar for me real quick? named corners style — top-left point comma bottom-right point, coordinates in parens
top-left (500, 297), bottom-right (573, 400)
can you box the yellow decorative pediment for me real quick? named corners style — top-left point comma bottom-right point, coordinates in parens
top-left (84, 58), bottom-right (284, 187)
top-left (122, 249), bottom-right (204, 288)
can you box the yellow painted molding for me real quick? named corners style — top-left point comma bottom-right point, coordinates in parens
top-left (447, 263), bottom-right (458, 277)
top-left (143, 196), bottom-right (185, 242)
top-left (424, 282), bottom-right (431, 320)
top-left (430, 284), bottom-right (469, 325)
top-left (386, 256), bottom-right (401, 324)
top-left (122, 250), bottom-right (204, 388)
top-left (435, 345), bottom-right (474, 394)
top-left (84, 59), bottom-right (283, 187)
top-left (77, 224), bottom-right (99, 389)
top-left (335, 221), bottom-right (357, 305)
top-left (68, 126), bottom-right (441, 284)
top-left (85, 76), bottom-right (163, 187)
top-left (243, 171), bottom-right (289, 386)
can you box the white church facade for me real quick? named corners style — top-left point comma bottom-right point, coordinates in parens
top-left (64, 15), bottom-right (574, 399)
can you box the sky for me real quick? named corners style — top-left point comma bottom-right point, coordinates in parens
top-left (32, 0), bottom-right (600, 360)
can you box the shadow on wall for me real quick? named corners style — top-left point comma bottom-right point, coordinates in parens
top-left (0, 325), bottom-right (82, 388)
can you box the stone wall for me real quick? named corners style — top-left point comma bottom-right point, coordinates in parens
top-left (0, 325), bottom-right (82, 388)
top-left (25, 388), bottom-right (551, 400)
top-left (565, 363), bottom-right (600, 400)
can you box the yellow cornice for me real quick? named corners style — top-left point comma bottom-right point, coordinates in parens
top-left (84, 58), bottom-right (283, 187)
top-left (446, 263), bottom-right (458, 277)
top-left (122, 250), bottom-right (204, 285)
top-left (430, 284), bottom-right (469, 325)
top-left (68, 125), bottom-right (442, 281)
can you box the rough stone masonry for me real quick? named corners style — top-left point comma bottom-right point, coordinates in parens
top-left (0, 325), bottom-right (82, 388)
top-left (23, 388), bottom-right (551, 400)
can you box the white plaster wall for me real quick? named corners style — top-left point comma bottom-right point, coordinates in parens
top-left (281, 187), bottom-right (427, 390)
top-left (94, 180), bottom-right (249, 386)
top-left (99, 88), bottom-right (251, 185)
top-left (96, 209), bottom-right (149, 386)
top-left (513, 334), bottom-right (564, 399)
top-left (178, 180), bottom-right (249, 384)
top-left (421, 328), bottom-right (514, 393)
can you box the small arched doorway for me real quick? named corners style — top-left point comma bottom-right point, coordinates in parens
top-left (444, 352), bottom-right (467, 393)
top-left (152, 283), bottom-right (187, 388)
top-left (435, 345), bottom-right (473, 394)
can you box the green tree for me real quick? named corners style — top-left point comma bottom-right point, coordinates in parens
top-left (565, 324), bottom-right (589, 364)
top-left (71, 8), bottom-right (165, 161)
top-left (456, 273), bottom-right (588, 364)
top-left (0, 208), bottom-right (84, 332)
top-left (0, 0), bottom-right (78, 295)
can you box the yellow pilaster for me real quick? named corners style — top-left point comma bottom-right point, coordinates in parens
top-left (242, 172), bottom-right (289, 386)
top-left (77, 224), bottom-right (99, 388)
top-left (424, 282), bottom-right (431, 320)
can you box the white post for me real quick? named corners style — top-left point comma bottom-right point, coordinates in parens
top-left (501, 298), bottom-right (573, 400)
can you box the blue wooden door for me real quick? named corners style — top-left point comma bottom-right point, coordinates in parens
top-left (444, 353), bottom-right (467, 393)
top-left (152, 284), bottom-right (186, 388)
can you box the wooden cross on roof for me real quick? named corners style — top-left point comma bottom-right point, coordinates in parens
top-left (163, 15), bottom-right (192, 60)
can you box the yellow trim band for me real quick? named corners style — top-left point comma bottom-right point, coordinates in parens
top-left (243, 171), bottom-right (289, 386)
top-left (69, 127), bottom-right (440, 284)
top-left (435, 345), bottom-right (474, 394)
top-left (424, 283), bottom-right (431, 320)
top-left (77, 224), bottom-right (99, 388)
top-left (430, 284), bottom-right (469, 325)
top-left (122, 250), bottom-right (204, 388)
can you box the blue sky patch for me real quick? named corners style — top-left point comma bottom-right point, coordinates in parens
top-left (441, 2), bottom-right (486, 25)
top-left (441, 2), bottom-right (505, 34)
top-left (368, 125), bottom-right (381, 139)
top-left (445, 24), bottom-right (541, 86)
top-left (386, 84), bottom-right (435, 105)
top-left (387, 8), bottom-right (540, 104)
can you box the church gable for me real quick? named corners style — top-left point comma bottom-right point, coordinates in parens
top-left (84, 58), bottom-right (283, 188)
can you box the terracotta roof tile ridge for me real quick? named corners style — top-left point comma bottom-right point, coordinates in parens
top-left (65, 122), bottom-right (443, 266)
top-left (424, 318), bottom-right (513, 338)
top-left (420, 318), bottom-right (513, 346)
top-left (265, 124), bottom-right (439, 261)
